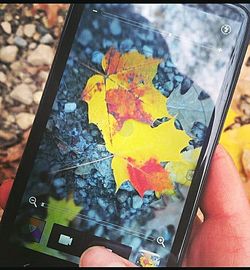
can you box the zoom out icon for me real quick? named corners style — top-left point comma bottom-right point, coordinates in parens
top-left (221, 24), bottom-right (231, 35)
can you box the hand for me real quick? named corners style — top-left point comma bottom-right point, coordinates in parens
top-left (1, 145), bottom-right (250, 267)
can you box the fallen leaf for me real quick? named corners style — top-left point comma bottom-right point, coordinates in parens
top-left (82, 48), bottom-right (191, 196)
top-left (31, 4), bottom-right (69, 28)
top-left (220, 124), bottom-right (250, 180)
top-left (242, 148), bottom-right (250, 180)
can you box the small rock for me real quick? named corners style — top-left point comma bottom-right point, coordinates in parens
top-left (119, 181), bottom-right (134, 192)
top-left (64, 102), bottom-right (76, 113)
top-left (4, 13), bottom-right (12, 22)
top-left (14, 36), bottom-right (27, 48)
top-left (38, 70), bottom-right (49, 82)
top-left (0, 130), bottom-right (16, 141)
top-left (7, 35), bottom-right (14, 45)
top-left (117, 190), bottom-right (128, 204)
top-left (23, 24), bottom-right (36, 38)
top-left (1, 21), bottom-right (12, 34)
top-left (33, 91), bottom-right (43, 104)
top-left (79, 29), bottom-right (92, 46)
top-left (23, 77), bottom-right (33, 84)
top-left (16, 25), bottom-right (24, 37)
top-left (27, 44), bottom-right (54, 66)
top-left (16, 112), bottom-right (35, 130)
top-left (10, 61), bottom-right (22, 71)
top-left (132, 195), bottom-right (143, 209)
top-left (110, 19), bottom-right (121, 35)
top-left (0, 45), bottom-right (18, 63)
top-left (0, 71), bottom-right (7, 83)
top-left (29, 42), bottom-right (37, 50)
top-left (91, 51), bottom-right (104, 64)
top-left (40, 33), bottom-right (54, 44)
top-left (10, 83), bottom-right (33, 105)
top-left (33, 32), bottom-right (40, 41)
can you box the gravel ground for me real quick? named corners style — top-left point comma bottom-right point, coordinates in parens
top-left (0, 4), bottom-right (69, 184)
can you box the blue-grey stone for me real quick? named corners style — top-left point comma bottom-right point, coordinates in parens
top-left (64, 102), bottom-right (76, 113)
top-left (92, 20), bottom-right (99, 29)
top-left (142, 45), bottom-right (153, 57)
top-left (175, 75), bottom-right (184, 82)
top-left (53, 177), bottom-right (66, 188)
top-left (132, 195), bottom-right (143, 209)
top-left (75, 178), bottom-right (86, 188)
top-left (102, 39), bottom-right (113, 49)
top-left (91, 51), bottom-right (104, 64)
top-left (166, 60), bottom-right (175, 68)
top-left (110, 19), bottom-right (121, 35)
top-left (164, 81), bottom-right (174, 91)
top-left (97, 198), bottom-right (108, 209)
top-left (119, 181), bottom-right (134, 192)
top-left (79, 29), bottom-right (93, 46)
top-left (14, 36), bottom-right (27, 48)
top-left (117, 190), bottom-right (128, 203)
top-left (120, 39), bottom-right (133, 52)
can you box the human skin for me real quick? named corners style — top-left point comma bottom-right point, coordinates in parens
top-left (1, 144), bottom-right (250, 267)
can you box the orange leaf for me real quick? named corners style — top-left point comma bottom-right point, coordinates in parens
top-left (31, 4), bottom-right (69, 28)
top-left (127, 158), bottom-right (173, 197)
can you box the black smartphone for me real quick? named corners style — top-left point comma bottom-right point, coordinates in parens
top-left (0, 3), bottom-right (249, 267)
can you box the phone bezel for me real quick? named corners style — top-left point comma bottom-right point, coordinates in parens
top-left (0, 3), bottom-right (249, 267)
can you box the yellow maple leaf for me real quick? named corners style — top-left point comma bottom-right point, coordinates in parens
top-left (220, 124), bottom-right (250, 179)
top-left (82, 48), bottom-right (191, 196)
top-left (165, 147), bottom-right (201, 186)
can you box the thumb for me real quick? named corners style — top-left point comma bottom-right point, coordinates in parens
top-left (79, 246), bottom-right (136, 267)
top-left (200, 144), bottom-right (250, 220)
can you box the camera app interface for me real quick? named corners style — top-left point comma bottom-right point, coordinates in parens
top-left (12, 4), bottom-right (243, 267)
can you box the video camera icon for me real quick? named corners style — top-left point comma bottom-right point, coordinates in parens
top-left (58, 234), bottom-right (73, 246)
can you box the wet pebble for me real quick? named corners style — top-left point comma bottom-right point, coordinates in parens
top-left (132, 195), bottom-right (143, 209)
top-left (91, 51), bottom-right (104, 64)
top-left (110, 19), bottom-right (121, 35)
top-left (79, 29), bottom-right (92, 46)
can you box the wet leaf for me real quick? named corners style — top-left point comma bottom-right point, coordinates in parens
top-left (82, 48), bottom-right (191, 196)
top-left (167, 83), bottom-right (214, 139)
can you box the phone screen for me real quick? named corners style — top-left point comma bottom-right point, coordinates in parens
top-left (8, 4), bottom-right (247, 267)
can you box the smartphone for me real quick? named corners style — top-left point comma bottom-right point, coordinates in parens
top-left (0, 4), bottom-right (249, 267)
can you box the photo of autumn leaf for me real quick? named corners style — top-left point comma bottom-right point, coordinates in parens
top-left (9, 4), bottom-right (244, 266)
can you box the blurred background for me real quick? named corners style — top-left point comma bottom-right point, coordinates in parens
top-left (0, 3), bottom-right (250, 204)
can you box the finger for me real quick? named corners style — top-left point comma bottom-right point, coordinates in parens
top-left (182, 214), bottom-right (202, 266)
top-left (79, 246), bottom-right (136, 267)
top-left (0, 179), bottom-right (13, 209)
top-left (200, 144), bottom-right (250, 220)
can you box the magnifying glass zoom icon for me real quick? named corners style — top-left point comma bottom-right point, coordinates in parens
top-left (29, 196), bottom-right (37, 208)
top-left (156, 236), bottom-right (165, 248)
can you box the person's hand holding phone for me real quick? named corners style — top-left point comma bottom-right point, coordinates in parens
top-left (1, 145), bottom-right (250, 267)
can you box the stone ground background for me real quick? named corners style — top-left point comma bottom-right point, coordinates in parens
top-left (0, 3), bottom-right (250, 205)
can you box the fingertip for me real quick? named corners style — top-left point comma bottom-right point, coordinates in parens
top-left (80, 246), bottom-right (133, 267)
top-left (200, 144), bottom-right (248, 219)
top-left (0, 179), bottom-right (13, 209)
